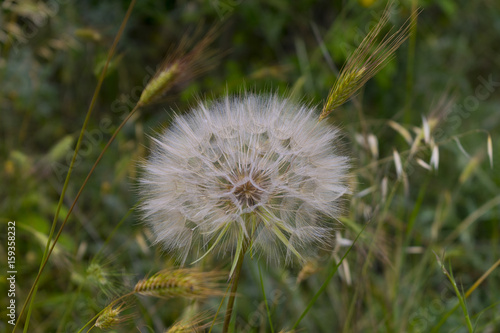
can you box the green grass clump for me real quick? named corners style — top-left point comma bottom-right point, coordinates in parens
top-left (1, 0), bottom-right (499, 332)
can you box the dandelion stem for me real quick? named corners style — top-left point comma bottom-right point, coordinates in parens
top-left (222, 239), bottom-right (248, 333)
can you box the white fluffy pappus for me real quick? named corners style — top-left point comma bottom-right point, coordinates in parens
top-left (139, 94), bottom-right (351, 265)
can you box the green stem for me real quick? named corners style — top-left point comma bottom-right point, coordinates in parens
top-left (293, 224), bottom-right (366, 330)
top-left (430, 258), bottom-right (500, 332)
top-left (208, 283), bottom-right (233, 333)
top-left (258, 264), bottom-right (274, 333)
top-left (14, 103), bottom-right (141, 333)
top-left (222, 241), bottom-right (248, 333)
top-left (12, 2), bottom-right (137, 332)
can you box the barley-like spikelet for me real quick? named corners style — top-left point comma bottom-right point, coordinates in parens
top-left (320, 2), bottom-right (419, 120)
top-left (138, 26), bottom-right (219, 107)
top-left (95, 302), bottom-right (127, 330)
top-left (321, 67), bottom-right (365, 118)
top-left (138, 62), bottom-right (180, 106)
top-left (134, 268), bottom-right (224, 299)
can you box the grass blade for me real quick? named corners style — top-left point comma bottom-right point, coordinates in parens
top-left (292, 224), bottom-right (366, 329)
top-left (14, 2), bottom-right (137, 331)
top-left (259, 263), bottom-right (274, 333)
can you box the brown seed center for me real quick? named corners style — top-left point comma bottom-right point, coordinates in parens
top-left (233, 180), bottom-right (262, 208)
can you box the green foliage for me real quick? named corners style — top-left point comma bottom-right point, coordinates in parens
top-left (1, 0), bottom-right (499, 332)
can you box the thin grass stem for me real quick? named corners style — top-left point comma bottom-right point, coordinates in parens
top-left (259, 263), bottom-right (274, 333)
top-left (433, 253), bottom-right (473, 332)
top-left (222, 239), bottom-right (248, 333)
top-left (430, 257), bottom-right (500, 332)
top-left (13, 2), bottom-right (137, 332)
top-left (292, 223), bottom-right (367, 329)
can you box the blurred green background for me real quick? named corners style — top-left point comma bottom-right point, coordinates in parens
top-left (1, 0), bottom-right (499, 332)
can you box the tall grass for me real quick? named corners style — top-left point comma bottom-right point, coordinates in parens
top-left (1, 0), bottom-right (499, 332)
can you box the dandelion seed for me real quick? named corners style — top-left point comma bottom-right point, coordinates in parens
top-left (139, 94), bottom-right (351, 265)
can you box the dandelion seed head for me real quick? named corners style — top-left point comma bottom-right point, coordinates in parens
top-left (140, 94), bottom-right (350, 265)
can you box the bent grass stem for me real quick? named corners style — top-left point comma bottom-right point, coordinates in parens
top-left (14, 0), bottom-right (137, 331)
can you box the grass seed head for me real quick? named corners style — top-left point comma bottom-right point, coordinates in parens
top-left (84, 260), bottom-right (125, 297)
top-left (138, 62), bottom-right (180, 106)
top-left (138, 25), bottom-right (219, 107)
top-left (320, 2), bottom-right (419, 120)
top-left (134, 268), bottom-right (224, 299)
top-left (95, 302), bottom-right (128, 330)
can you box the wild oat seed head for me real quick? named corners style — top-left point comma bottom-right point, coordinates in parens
top-left (138, 25), bottom-right (219, 107)
top-left (134, 268), bottom-right (224, 299)
top-left (95, 303), bottom-right (127, 330)
top-left (320, 3), bottom-right (418, 120)
top-left (140, 94), bottom-right (350, 265)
